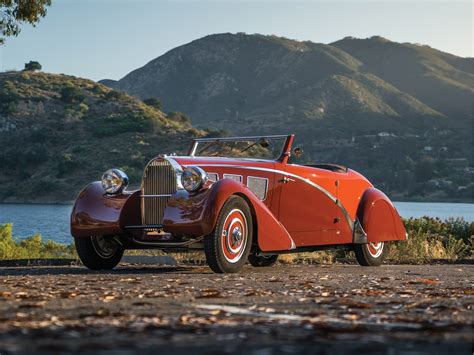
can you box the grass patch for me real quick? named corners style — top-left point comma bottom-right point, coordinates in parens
top-left (0, 217), bottom-right (472, 263)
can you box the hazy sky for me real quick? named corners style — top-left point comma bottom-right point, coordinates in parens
top-left (0, 0), bottom-right (472, 81)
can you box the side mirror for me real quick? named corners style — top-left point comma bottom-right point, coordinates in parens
top-left (293, 147), bottom-right (304, 158)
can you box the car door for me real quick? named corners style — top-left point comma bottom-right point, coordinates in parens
top-left (277, 165), bottom-right (340, 247)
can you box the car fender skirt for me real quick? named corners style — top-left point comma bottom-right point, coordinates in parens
top-left (163, 179), bottom-right (295, 251)
top-left (356, 188), bottom-right (407, 243)
top-left (71, 181), bottom-right (141, 238)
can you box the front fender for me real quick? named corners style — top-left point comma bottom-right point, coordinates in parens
top-left (70, 181), bottom-right (140, 238)
top-left (356, 187), bottom-right (407, 243)
top-left (163, 179), bottom-right (294, 252)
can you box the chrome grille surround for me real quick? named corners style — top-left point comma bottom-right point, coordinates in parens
top-left (141, 157), bottom-right (181, 227)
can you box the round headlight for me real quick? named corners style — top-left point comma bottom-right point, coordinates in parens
top-left (181, 166), bottom-right (208, 192)
top-left (101, 169), bottom-right (129, 194)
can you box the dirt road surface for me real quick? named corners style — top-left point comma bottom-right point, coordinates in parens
top-left (0, 264), bottom-right (472, 354)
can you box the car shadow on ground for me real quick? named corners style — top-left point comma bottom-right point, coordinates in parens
top-left (0, 265), bottom-right (206, 276)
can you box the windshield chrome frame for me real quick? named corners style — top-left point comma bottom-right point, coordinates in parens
top-left (188, 135), bottom-right (293, 162)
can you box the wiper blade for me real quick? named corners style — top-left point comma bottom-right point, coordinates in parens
top-left (197, 140), bottom-right (220, 156)
top-left (240, 137), bottom-right (269, 154)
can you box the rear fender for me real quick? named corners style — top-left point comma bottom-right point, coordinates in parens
top-left (71, 181), bottom-right (141, 238)
top-left (356, 188), bottom-right (407, 243)
top-left (163, 179), bottom-right (295, 251)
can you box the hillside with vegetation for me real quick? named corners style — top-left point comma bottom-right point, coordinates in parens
top-left (102, 33), bottom-right (474, 202)
top-left (0, 71), bottom-right (205, 203)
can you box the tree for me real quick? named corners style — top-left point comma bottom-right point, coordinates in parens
top-left (23, 60), bottom-right (41, 71)
top-left (143, 97), bottom-right (162, 110)
top-left (0, 0), bottom-right (51, 44)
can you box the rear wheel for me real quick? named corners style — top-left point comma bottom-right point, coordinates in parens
top-left (248, 253), bottom-right (278, 267)
top-left (204, 196), bottom-right (253, 273)
top-left (75, 235), bottom-right (124, 270)
top-left (354, 242), bottom-right (386, 266)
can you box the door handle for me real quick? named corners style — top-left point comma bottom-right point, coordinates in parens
top-left (280, 176), bottom-right (295, 183)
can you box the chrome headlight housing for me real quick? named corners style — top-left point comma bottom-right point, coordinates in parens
top-left (101, 168), bottom-right (129, 194)
top-left (181, 166), bottom-right (208, 192)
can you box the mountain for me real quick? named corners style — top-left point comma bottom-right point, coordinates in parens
top-left (100, 33), bottom-right (473, 201)
top-left (102, 34), bottom-right (456, 134)
top-left (0, 71), bottom-right (204, 203)
top-left (331, 36), bottom-right (474, 120)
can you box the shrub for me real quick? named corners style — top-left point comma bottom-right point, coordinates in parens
top-left (204, 129), bottom-right (232, 138)
top-left (90, 84), bottom-right (107, 96)
top-left (167, 111), bottom-right (191, 124)
top-left (60, 83), bottom-right (85, 103)
top-left (143, 97), bottom-right (162, 110)
top-left (57, 153), bottom-right (80, 176)
top-left (388, 217), bottom-right (473, 262)
top-left (92, 113), bottom-right (151, 138)
top-left (0, 224), bottom-right (75, 259)
top-left (78, 102), bottom-right (89, 112)
top-left (105, 89), bottom-right (127, 100)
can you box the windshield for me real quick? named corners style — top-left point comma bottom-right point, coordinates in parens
top-left (190, 136), bottom-right (288, 160)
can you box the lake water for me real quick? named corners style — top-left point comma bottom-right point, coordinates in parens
top-left (0, 202), bottom-right (472, 244)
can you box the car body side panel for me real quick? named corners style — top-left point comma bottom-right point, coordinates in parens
top-left (357, 188), bottom-right (407, 242)
top-left (163, 178), bottom-right (295, 251)
top-left (70, 181), bottom-right (140, 238)
top-left (277, 164), bottom-right (342, 246)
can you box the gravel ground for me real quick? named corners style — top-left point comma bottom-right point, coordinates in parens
top-left (0, 264), bottom-right (472, 354)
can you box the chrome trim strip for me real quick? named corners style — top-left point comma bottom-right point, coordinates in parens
top-left (125, 224), bottom-right (164, 229)
top-left (131, 236), bottom-right (204, 248)
top-left (290, 239), bottom-right (296, 250)
top-left (141, 194), bottom-right (173, 198)
top-left (189, 135), bottom-right (290, 159)
top-left (193, 135), bottom-right (289, 142)
top-left (195, 164), bottom-right (355, 231)
top-left (165, 156), bottom-right (184, 190)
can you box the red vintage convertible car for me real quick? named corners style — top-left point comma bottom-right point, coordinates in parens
top-left (71, 134), bottom-right (406, 273)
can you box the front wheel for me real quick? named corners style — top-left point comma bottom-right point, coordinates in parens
top-left (75, 235), bottom-right (124, 270)
top-left (354, 242), bottom-right (386, 266)
top-left (204, 195), bottom-right (253, 273)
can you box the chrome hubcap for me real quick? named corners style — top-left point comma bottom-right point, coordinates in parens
top-left (232, 227), bottom-right (243, 244)
top-left (367, 242), bottom-right (384, 258)
top-left (221, 209), bottom-right (248, 264)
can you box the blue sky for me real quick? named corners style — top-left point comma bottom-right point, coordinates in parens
top-left (0, 0), bottom-right (472, 81)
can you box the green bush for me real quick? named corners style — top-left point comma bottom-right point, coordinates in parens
top-left (0, 224), bottom-right (75, 259)
top-left (105, 89), bottom-right (127, 100)
top-left (60, 82), bottom-right (85, 103)
top-left (167, 111), bottom-right (191, 124)
top-left (388, 217), bottom-right (473, 262)
top-left (92, 113), bottom-right (152, 138)
top-left (143, 97), bottom-right (162, 110)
